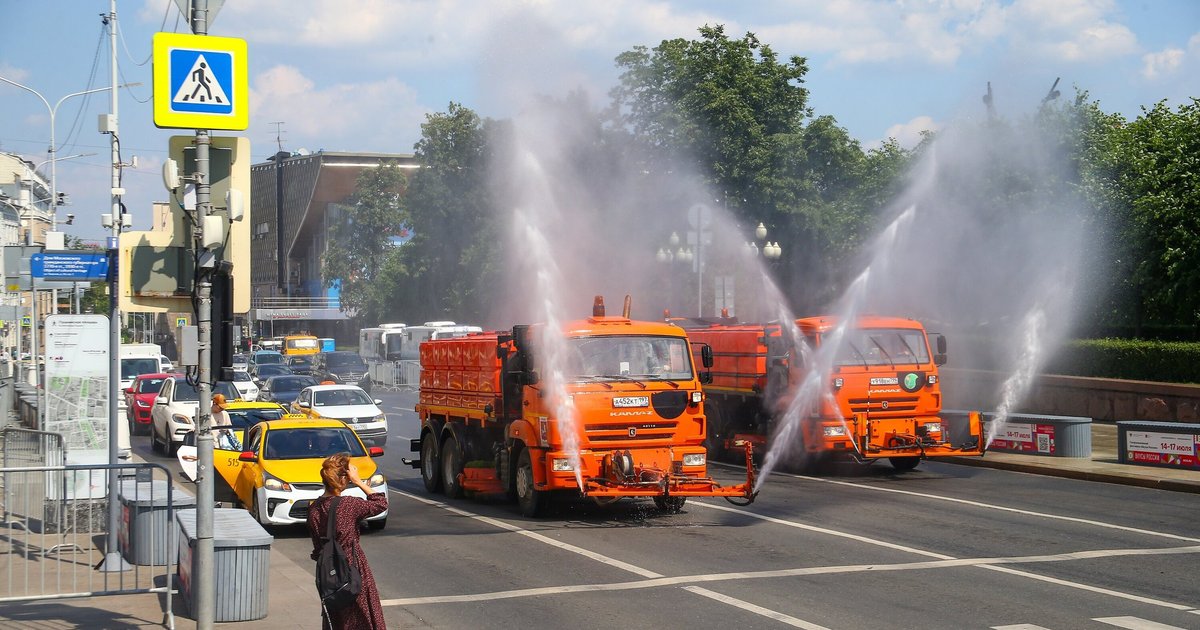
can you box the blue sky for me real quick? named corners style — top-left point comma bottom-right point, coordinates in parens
top-left (1, 0), bottom-right (1196, 244)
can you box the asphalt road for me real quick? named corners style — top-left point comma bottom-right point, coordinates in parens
top-left (136, 391), bottom-right (1200, 629)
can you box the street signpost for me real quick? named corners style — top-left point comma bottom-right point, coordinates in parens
top-left (152, 32), bottom-right (248, 131)
top-left (31, 252), bottom-right (110, 281)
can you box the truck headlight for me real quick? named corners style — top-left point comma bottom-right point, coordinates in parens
top-left (682, 453), bottom-right (706, 467)
top-left (691, 391), bottom-right (703, 404)
top-left (263, 477), bottom-right (292, 491)
top-left (823, 426), bottom-right (847, 437)
top-left (552, 458), bottom-right (574, 471)
top-left (923, 422), bottom-right (942, 434)
top-left (833, 377), bottom-right (844, 389)
top-left (367, 473), bottom-right (385, 487)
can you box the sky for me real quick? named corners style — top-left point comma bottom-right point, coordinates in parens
top-left (0, 0), bottom-right (1196, 245)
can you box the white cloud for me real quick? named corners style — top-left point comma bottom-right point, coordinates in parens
top-left (1008, 0), bottom-right (1137, 61)
top-left (249, 65), bottom-right (429, 153)
top-left (0, 63), bottom-right (30, 83)
top-left (867, 115), bottom-right (940, 151)
top-left (1142, 48), bottom-right (1185, 79)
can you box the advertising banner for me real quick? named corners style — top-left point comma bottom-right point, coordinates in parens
top-left (988, 422), bottom-right (1057, 455)
top-left (44, 315), bottom-right (110, 497)
top-left (1125, 431), bottom-right (1200, 469)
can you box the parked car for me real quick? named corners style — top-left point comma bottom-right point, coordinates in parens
top-left (232, 353), bottom-right (249, 372)
top-left (285, 354), bottom-right (316, 376)
top-left (290, 384), bottom-right (388, 446)
top-left (251, 363), bottom-right (292, 386)
top-left (151, 377), bottom-right (201, 455)
top-left (230, 369), bottom-right (260, 401)
top-left (212, 418), bottom-right (387, 527)
top-left (124, 372), bottom-right (171, 436)
top-left (260, 375), bottom-right (319, 405)
top-left (313, 351), bottom-right (372, 393)
top-left (160, 355), bottom-right (175, 372)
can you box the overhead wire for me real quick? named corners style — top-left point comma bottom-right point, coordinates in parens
top-left (58, 23), bottom-right (107, 157)
top-left (118, 0), bottom-right (171, 67)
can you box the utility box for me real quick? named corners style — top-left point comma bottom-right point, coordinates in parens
top-left (118, 479), bottom-right (195, 566)
top-left (176, 508), bottom-right (273, 622)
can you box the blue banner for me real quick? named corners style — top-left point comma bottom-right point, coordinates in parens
top-left (31, 252), bottom-right (109, 281)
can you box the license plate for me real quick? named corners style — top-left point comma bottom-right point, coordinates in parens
top-left (613, 396), bottom-right (649, 408)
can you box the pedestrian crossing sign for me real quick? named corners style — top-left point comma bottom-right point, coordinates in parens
top-left (153, 32), bottom-right (248, 130)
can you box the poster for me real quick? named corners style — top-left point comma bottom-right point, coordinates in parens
top-left (44, 315), bottom-right (110, 498)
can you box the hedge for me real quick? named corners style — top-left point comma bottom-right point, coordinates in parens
top-left (1044, 338), bottom-right (1200, 384)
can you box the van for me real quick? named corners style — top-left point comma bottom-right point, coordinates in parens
top-left (282, 334), bottom-right (320, 356)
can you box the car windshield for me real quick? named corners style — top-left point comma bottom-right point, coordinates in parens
top-left (566, 335), bottom-right (694, 381)
top-left (829, 328), bottom-right (930, 367)
top-left (288, 356), bottom-right (314, 367)
top-left (313, 389), bottom-right (373, 407)
top-left (226, 407), bottom-right (285, 429)
top-left (254, 353), bottom-right (284, 365)
top-left (172, 380), bottom-right (201, 402)
top-left (137, 378), bottom-right (165, 394)
top-left (121, 358), bottom-right (160, 380)
top-left (232, 354), bottom-right (247, 364)
top-left (232, 371), bottom-right (252, 382)
top-left (215, 382), bottom-right (240, 400)
top-left (271, 376), bottom-right (317, 390)
top-left (327, 353), bottom-right (367, 369)
top-left (263, 427), bottom-right (367, 459)
top-left (257, 365), bottom-right (290, 376)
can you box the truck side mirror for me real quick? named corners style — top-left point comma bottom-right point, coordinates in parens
top-left (933, 334), bottom-right (947, 366)
top-left (522, 369), bottom-right (540, 386)
top-left (700, 371), bottom-right (713, 385)
top-left (701, 344), bottom-right (714, 369)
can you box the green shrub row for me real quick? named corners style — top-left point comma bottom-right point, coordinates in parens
top-left (1045, 338), bottom-right (1200, 384)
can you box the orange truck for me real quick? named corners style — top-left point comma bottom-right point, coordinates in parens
top-left (408, 297), bottom-right (756, 516)
top-left (679, 314), bottom-right (984, 471)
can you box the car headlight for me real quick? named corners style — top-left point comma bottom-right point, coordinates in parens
top-left (135, 399), bottom-right (150, 408)
top-left (172, 413), bottom-right (193, 425)
top-left (552, 458), bottom-right (574, 471)
top-left (823, 426), bottom-right (847, 437)
top-left (263, 476), bottom-right (292, 491)
top-left (367, 473), bottom-right (385, 487)
top-left (682, 453), bottom-right (706, 467)
top-left (923, 422), bottom-right (942, 434)
top-left (373, 413), bottom-right (386, 423)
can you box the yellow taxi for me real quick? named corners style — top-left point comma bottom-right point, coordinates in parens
top-left (214, 418), bottom-right (388, 528)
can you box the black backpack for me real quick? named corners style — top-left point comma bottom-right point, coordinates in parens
top-left (315, 496), bottom-right (361, 611)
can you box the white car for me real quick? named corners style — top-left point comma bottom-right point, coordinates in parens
top-left (160, 355), bottom-right (175, 372)
top-left (232, 353), bottom-right (249, 372)
top-left (291, 384), bottom-right (388, 447)
top-left (150, 377), bottom-right (200, 455)
top-left (230, 370), bottom-right (260, 401)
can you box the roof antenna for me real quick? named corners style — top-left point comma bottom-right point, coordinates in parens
top-left (270, 121), bottom-right (286, 152)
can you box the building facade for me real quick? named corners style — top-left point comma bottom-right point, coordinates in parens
top-left (248, 150), bottom-right (417, 344)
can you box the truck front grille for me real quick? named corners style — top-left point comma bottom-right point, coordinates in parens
top-left (584, 421), bottom-right (677, 442)
top-left (847, 395), bottom-right (920, 414)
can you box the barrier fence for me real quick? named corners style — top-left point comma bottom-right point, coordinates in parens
top-left (370, 360), bottom-right (421, 391)
top-left (2, 427), bottom-right (67, 532)
top-left (0, 462), bottom-right (176, 629)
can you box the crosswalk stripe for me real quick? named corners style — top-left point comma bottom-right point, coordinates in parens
top-left (1094, 616), bottom-right (1186, 630)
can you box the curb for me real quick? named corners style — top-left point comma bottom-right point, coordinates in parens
top-left (945, 456), bottom-right (1200, 494)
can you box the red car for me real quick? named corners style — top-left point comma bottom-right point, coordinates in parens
top-left (125, 372), bottom-right (171, 436)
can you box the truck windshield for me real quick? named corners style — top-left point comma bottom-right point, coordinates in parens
top-left (829, 328), bottom-right (929, 366)
top-left (121, 358), bottom-right (160, 380)
top-left (567, 336), bottom-right (693, 381)
top-left (287, 338), bottom-right (319, 350)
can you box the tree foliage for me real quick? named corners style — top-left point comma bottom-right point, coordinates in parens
top-left (321, 162), bottom-right (407, 322)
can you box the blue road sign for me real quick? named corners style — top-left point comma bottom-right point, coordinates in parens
top-left (31, 252), bottom-right (109, 281)
top-left (169, 48), bottom-right (234, 115)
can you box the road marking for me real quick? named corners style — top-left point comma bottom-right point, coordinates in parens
top-left (712, 462), bottom-right (1200, 543)
top-left (682, 586), bottom-right (831, 629)
top-left (1094, 616), bottom-right (1187, 629)
top-left (992, 625), bottom-right (1053, 630)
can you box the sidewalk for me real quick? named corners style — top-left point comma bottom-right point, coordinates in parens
top-left (948, 421), bottom-right (1200, 494)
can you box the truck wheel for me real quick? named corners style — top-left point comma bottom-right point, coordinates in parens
top-left (420, 435), bottom-right (443, 493)
top-left (890, 456), bottom-right (920, 472)
top-left (704, 403), bottom-right (728, 462)
top-left (653, 496), bottom-right (686, 513)
top-left (515, 448), bottom-right (545, 517)
top-left (441, 436), bottom-right (464, 499)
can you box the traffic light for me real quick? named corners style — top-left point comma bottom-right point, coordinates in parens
top-left (120, 135), bottom-right (250, 314)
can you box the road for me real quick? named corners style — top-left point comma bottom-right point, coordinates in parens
top-left (134, 390), bottom-right (1200, 629)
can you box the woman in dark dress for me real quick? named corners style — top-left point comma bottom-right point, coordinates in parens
top-left (308, 453), bottom-right (388, 630)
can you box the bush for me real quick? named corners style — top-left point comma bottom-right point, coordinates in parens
top-left (1045, 338), bottom-right (1200, 384)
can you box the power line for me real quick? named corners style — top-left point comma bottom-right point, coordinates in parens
top-left (117, 0), bottom-right (170, 66)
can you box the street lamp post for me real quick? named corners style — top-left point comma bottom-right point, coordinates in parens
top-left (656, 232), bottom-right (694, 316)
top-left (743, 221), bottom-right (783, 320)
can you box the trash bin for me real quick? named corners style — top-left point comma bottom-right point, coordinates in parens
top-left (176, 508), bottom-right (274, 622)
top-left (118, 479), bottom-right (196, 565)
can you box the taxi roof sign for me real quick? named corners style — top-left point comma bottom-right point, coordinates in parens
top-left (153, 32), bottom-right (248, 130)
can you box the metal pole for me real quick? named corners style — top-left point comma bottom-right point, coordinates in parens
top-left (98, 0), bottom-right (130, 574)
top-left (191, 3), bottom-right (216, 628)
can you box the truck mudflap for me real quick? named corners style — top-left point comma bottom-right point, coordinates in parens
top-left (851, 410), bottom-right (985, 461)
top-left (453, 443), bottom-right (760, 506)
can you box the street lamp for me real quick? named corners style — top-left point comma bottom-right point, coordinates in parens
top-left (745, 221), bottom-right (782, 261)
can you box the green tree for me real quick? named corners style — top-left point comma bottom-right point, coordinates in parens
top-left (321, 161), bottom-right (408, 322)
top-left (387, 103), bottom-right (497, 322)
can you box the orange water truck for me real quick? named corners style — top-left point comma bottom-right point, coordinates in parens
top-left (679, 313), bottom-right (985, 471)
top-left (406, 296), bottom-right (756, 516)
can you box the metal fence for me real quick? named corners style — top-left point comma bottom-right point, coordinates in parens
top-left (370, 360), bottom-right (421, 391)
top-left (1, 427), bottom-right (67, 532)
top-left (0, 462), bottom-right (177, 629)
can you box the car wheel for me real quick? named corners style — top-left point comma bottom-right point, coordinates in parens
top-left (442, 435), bottom-right (464, 499)
top-left (515, 447), bottom-right (546, 517)
top-left (166, 432), bottom-right (179, 456)
top-left (151, 420), bottom-right (163, 454)
top-left (420, 434), bottom-right (442, 493)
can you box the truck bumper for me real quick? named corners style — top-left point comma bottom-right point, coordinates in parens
top-left (543, 444), bottom-right (757, 501)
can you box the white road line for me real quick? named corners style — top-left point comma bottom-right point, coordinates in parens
top-left (1094, 616), bottom-right (1187, 629)
top-left (991, 625), bottom-right (1053, 630)
top-left (682, 586), bottom-right (831, 629)
top-left (390, 489), bottom-right (662, 578)
top-left (712, 462), bottom-right (1200, 544)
